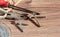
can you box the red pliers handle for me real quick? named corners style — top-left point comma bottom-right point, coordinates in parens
top-left (0, 0), bottom-right (40, 15)
top-left (0, 0), bottom-right (9, 7)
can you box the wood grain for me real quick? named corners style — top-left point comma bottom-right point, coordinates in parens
top-left (1, 0), bottom-right (60, 37)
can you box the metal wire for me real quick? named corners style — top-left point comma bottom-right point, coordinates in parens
top-left (33, 13), bottom-right (40, 27)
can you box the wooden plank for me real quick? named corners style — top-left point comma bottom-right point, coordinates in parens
top-left (30, 0), bottom-right (60, 7)
top-left (2, 0), bottom-right (60, 37)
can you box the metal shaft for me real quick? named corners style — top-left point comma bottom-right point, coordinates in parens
top-left (8, 4), bottom-right (40, 15)
top-left (24, 15), bottom-right (40, 27)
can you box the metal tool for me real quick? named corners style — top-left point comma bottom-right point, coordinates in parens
top-left (0, 0), bottom-right (46, 32)
top-left (6, 11), bottom-right (40, 27)
top-left (8, 4), bottom-right (40, 15)
top-left (11, 20), bottom-right (23, 32)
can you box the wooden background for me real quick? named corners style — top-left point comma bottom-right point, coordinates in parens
top-left (1, 0), bottom-right (60, 37)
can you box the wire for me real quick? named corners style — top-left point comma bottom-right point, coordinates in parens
top-left (33, 13), bottom-right (40, 27)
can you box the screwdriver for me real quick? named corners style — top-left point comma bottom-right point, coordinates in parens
top-left (0, 0), bottom-right (40, 15)
top-left (8, 4), bottom-right (40, 15)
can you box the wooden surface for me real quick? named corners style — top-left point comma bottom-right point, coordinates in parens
top-left (1, 0), bottom-right (60, 37)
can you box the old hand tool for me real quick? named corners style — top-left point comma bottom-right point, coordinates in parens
top-left (20, 14), bottom-right (40, 27)
top-left (0, 0), bottom-right (46, 32)
top-left (11, 21), bottom-right (23, 32)
top-left (6, 11), bottom-right (40, 27)
top-left (0, 0), bottom-right (40, 15)
top-left (8, 4), bottom-right (40, 15)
